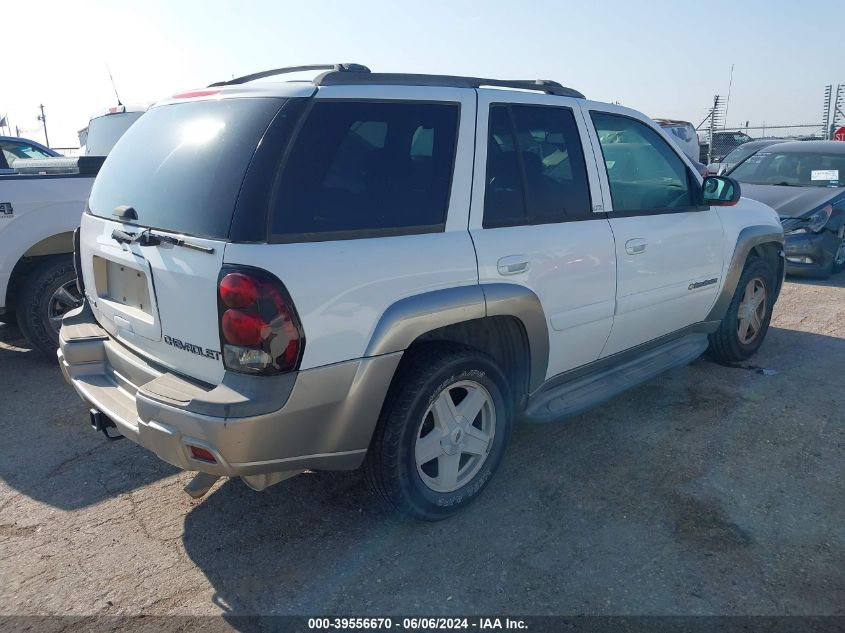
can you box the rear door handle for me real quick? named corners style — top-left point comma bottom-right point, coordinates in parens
top-left (497, 255), bottom-right (530, 276)
top-left (625, 238), bottom-right (648, 255)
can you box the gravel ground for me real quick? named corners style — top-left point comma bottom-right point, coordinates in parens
top-left (0, 275), bottom-right (843, 621)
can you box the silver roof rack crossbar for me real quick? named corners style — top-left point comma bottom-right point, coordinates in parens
top-left (313, 71), bottom-right (585, 98)
top-left (209, 63), bottom-right (370, 87)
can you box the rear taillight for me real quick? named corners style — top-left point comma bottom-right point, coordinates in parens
top-left (217, 267), bottom-right (304, 375)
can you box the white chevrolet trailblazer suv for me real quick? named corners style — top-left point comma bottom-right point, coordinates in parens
top-left (59, 64), bottom-right (784, 520)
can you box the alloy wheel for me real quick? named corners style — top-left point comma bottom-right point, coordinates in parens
top-left (415, 380), bottom-right (496, 493)
top-left (48, 281), bottom-right (83, 332)
top-left (737, 277), bottom-right (767, 345)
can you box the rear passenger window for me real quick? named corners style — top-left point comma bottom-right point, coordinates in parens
top-left (484, 106), bottom-right (527, 227)
top-left (483, 104), bottom-right (592, 228)
top-left (591, 112), bottom-right (693, 213)
top-left (271, 101), bottom-right (459, 239)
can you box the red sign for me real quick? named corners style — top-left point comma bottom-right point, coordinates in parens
top-left (835, 126), bottom-right (845, 141)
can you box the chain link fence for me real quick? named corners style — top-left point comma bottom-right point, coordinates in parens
top-left (696, 124), bottom-right (824, 164)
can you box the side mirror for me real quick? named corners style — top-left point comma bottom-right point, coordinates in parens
top-left (702, 175), bottom-right (741, 206)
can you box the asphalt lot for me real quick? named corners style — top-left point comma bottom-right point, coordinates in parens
top-left (0, 275), bottom-right (843, 619)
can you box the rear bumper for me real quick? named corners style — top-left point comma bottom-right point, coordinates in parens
top-left (58, 303), bottom-right (401, 477)
top-left (783, 230), bottom-right (840, 275)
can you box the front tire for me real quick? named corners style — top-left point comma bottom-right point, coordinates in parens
top-left (832, 237), bottom-right (845, 275)
top-left (17, 257), bottom-right (82, 356)
top-left (708, 257), bottom-right (775, 363)
top-left (366, 345), bottom-right (513, 521)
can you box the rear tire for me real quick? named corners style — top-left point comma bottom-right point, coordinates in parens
top-left (708, 258), bottom-right (775, 363)
top-left (365, 344), bottom-right (513, 521)
top-left (17, 257), bottom-right (82, 356)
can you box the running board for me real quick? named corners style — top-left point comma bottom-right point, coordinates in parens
top-left (523, 333), bottom-right (709, 423)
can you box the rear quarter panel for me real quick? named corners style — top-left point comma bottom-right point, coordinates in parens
top-left (225, 84), bottom-right (479, 371)
top-left (225, 233), bottom-right (479, 370)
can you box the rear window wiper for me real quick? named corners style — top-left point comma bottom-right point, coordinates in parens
top-left (110, 228), bottom-right (215, 254)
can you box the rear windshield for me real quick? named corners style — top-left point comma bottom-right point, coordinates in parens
top-left (85, 112), bottom-right (145, 156)
top-left (88, 98), bottom-right (285, 239)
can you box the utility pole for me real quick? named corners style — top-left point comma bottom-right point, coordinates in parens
top-left (37, 104), bottom-right (49, 148)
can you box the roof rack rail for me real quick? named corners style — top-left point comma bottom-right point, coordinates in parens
top-left (208, 63), bottom-right (370, 87)
top-left (207, 64), bottom-right (584, 98)
top-left (313, 71), bottom-right (585, 99)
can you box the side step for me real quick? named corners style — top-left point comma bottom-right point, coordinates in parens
top-left (523, 334), bottom-right (709, 423)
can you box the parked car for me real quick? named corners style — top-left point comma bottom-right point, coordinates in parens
top-left (730, 140), bottom-right (845, 277)
top-left (77, 104), bottom-right (147, 156)
top-left (59, 64), bottom-right (784, 520)
top-left (0, 156), bottom-right (106, 347)
top-left (653, 119), bottom-right (700, 162)
top-left (700, 130), bottom-right (754, 163)
top-left (600, 123), bottom-right (706, 175)
top-left (707, 139), bottom-right (786, 175)
top-left (0, 136), bottom-right (60, 169)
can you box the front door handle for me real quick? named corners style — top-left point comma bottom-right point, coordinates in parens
top-left (497, 255), bottom-right (530, 276)
top-left (625, 238), bottom-right (648, 255)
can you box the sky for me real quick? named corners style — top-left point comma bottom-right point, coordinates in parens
top-left (3, 0), bottom-right (841, 148)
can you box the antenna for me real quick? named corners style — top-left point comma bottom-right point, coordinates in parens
top-left (723, 64), bottom-right (734, 130)
top-left (106, 64), bottom-right (123, 106)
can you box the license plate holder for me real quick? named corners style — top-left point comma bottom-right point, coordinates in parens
top-left (94, 256), bottom-right (152, 314)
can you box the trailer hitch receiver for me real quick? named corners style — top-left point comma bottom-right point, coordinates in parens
top-left (89, 408), bottom-right (124, 441)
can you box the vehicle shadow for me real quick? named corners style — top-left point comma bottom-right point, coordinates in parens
top-left (181, 325), bottom-right (844, 617)
top-left (784, 268), bottom-right (845, 287)
top-left (0, 321), bottom-right (177, 510)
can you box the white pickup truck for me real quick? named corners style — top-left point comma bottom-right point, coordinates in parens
top-left (0, 108), bottom-right (144, 353)
top-left (0, 159), bottom-right (101, 353)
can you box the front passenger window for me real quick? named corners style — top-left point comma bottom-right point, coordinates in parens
top-left (591, 112), bottom-right (693, 213)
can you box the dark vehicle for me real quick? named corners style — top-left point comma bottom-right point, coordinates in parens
top-left (707, 139), bottom-right (786, 175)
top-left (699, 130), bottom-right (753, 163)
top-left (731, 141), bottom-right (845, 277)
